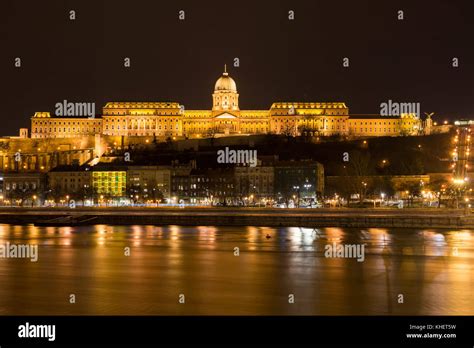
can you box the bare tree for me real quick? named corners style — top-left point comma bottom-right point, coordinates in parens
top-left (346, 151), bottom-right (372, 203)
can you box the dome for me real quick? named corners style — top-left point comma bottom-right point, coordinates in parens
top-left (214, 67), bottom-right (237, 92)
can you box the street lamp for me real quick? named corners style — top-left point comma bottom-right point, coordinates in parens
top-left (293, 185), bottom-right (301, 208)
top-left (361, 182), bottom-right (367, 202)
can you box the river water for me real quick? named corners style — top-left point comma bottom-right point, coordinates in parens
top-left (0, 224), bottom-right (472, 315)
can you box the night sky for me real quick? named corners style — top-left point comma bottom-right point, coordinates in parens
top-left (1, 0), bottom-right (473, 136)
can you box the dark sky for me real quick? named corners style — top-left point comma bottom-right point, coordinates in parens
top-left (1, 0), bottom-right (473, 136)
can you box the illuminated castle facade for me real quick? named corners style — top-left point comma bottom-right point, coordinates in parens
top-left (30, 66), bottom-right (422, 140)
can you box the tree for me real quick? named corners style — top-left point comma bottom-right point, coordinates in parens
top-left (282, 124), bottom-right (296, 138)
top-left (371, 176), bottom-right (395, 199)
top-left (145, 179), bottom-right (165, 203)
top-left (346, 150), bottom-right (372, 203)
top-left (427, 178), bottom-right (449, 208)
top-left (398, 181), bottom-right (422, 207)
top-left (47, 183), bottom-right (64, 203)
top-left (9, 186), bottom-right (36, 207)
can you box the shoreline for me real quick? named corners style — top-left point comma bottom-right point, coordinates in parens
top-left (0, 207), bottom-right (472, 228)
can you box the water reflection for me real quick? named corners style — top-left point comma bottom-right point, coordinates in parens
top-left (0, 224), bottom-right (472, 315)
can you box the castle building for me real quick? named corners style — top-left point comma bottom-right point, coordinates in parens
top-left (30, 66), bottom-right (422, 140)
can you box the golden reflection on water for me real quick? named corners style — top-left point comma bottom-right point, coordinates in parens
top-left (0, 224), bottom-right (472, 315)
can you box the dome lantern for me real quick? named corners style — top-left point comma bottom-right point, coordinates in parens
top-left (212, 65), bottom-right (239, 111)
